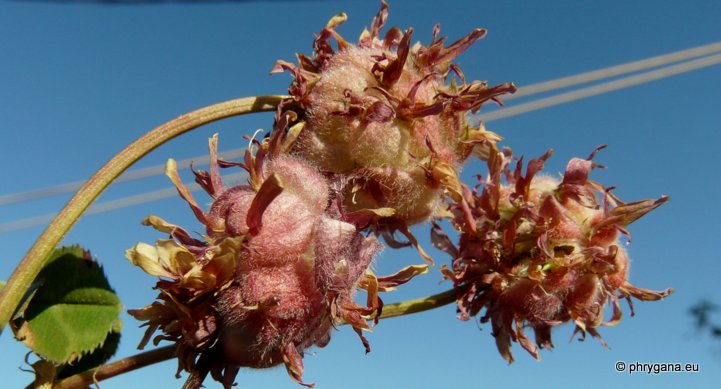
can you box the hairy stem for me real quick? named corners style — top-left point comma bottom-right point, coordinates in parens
top-left (0, 96), bottom-right (285, 331)
top-left (52, 288), bottom-right (460, 389)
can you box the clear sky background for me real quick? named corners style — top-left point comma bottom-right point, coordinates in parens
top-left (1, 0), bottom-right (720, 388)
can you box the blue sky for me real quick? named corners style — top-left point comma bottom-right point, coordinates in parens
top-left (1, 0), bottom-right (720, 388)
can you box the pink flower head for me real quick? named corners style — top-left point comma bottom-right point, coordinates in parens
top-left (271, 1), bottom-right (515, 234)
top-left (435, 145), bottom-right (672, 362)
top-left (126, 134), bottom-right (426, 387)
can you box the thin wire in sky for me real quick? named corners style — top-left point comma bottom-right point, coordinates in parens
top-left (0, 172), bottom-right (247, 233)
top-left (476, 52), bottom-right (721, 122)
top-left (0, 149), bottom-right (244, 206)
top-left (503, 40), bottom-right (721, 100)
top-left (2, 40), bottom-right (719, 208)
top-left (2, 47), bottom-right (721, 233)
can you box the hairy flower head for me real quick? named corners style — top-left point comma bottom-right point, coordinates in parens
top-left (435, 145), bottom-right (672, 362)
top-left (272, 1), bottom-right (515, 234)
top-left (126, 134), bottom-right (425, 387)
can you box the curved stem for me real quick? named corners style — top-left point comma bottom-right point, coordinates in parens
top-left (53, 288), bottom-right (460, 389)
top-left (377, 287), bottom-right (460, 319)
top-left (0, 96), bottom-right (286, 331)
top-left (55, 346), bottom-right (177, 389)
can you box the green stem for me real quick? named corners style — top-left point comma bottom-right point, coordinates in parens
top-left (0, 96), bottom-right (286, 331)
top-left (377, 287), bottom-right (460, 319)
top-left (52, 288), bottom-right (461, 389)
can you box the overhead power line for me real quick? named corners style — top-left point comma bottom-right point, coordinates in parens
top-left (0, 148), bottom-right (244, 206)
top-left (0, 172), bottom-right (247, 233)
top-left (2, 40), bottom-right (719, 208)
top-left (476, 52), bottom-right (721, 122)
top-left (504, 40), bottom-right (721, 100)
top-left (2, 44), bottom-right (721, 233)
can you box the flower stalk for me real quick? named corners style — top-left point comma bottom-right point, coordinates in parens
top-left (0, 96), bottom-right (286, 332)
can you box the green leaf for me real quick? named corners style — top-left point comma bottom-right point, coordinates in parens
top-left (56, 329), bottom-right (121, 379)
top-left (14, 245), bottom-right (122, 364)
